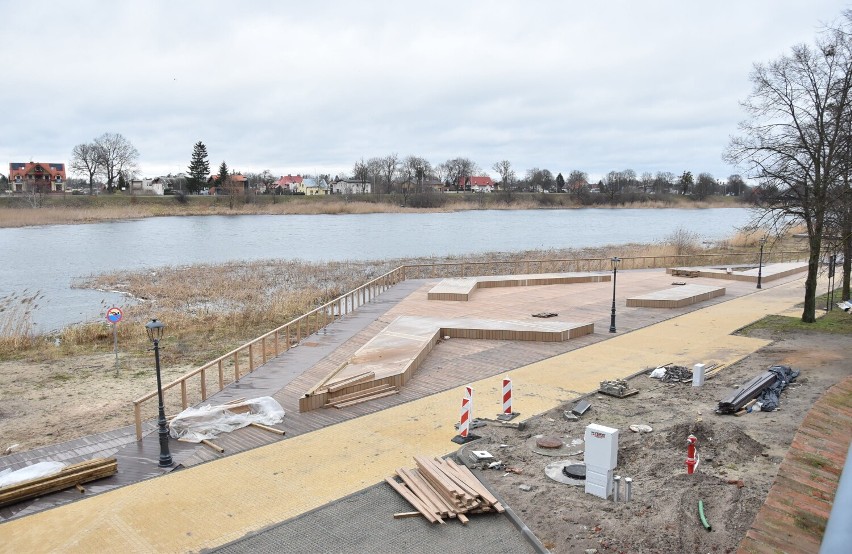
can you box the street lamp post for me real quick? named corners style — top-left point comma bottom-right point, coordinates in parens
top-left (145, 319), bottom-right (173, 468)
top-left (756, 237), bottom-right (767, 289)
top-left (609, 257), bottom-right (621, 333)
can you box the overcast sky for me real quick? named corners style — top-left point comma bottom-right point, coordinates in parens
top-left (2, 1), bottom-right (849, 183)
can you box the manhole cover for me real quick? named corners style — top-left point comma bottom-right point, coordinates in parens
top-left (562, 463), bottom-right (586, 480)
top-left (536, 436), bottom-right (563, 449)
top-left (544, 460), bottom-right (586, 486)
top-left (528, 436), bottom-right (585, 457)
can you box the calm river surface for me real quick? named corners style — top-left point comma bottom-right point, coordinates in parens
top-left (1, 208), bottom-right (752, 331)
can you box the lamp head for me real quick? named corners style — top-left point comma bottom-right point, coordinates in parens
top-left (611, 256), bottom-right (621, 270)
top-left (145, 319), bottom-right (165, 342)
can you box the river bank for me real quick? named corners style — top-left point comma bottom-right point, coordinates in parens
top-left (0, 193), bottom-right (746, 228)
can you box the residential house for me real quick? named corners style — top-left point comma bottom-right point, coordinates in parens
top-left (207, 173), bottom-right (249, 195)
top-left (271, 174), bottom-right (303, 194)
top-left (8, 162), bottom-right (66, 193)
top-left (457, 175), bottom-right (494, 193)
top-left (129, 178), bottom-right (165, 196)
top-left (332, 178), bottom-right (371, 195)
top-left (296, 177), bottom-right (330, 195)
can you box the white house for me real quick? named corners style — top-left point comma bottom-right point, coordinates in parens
top-left (129, 178), bottom-right (164, 196)
top-left (333, 179), bottom-right (371, 195)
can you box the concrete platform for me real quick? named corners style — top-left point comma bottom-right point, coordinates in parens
top-left (300, 315), bottom-right (594, 411)
top-left (626, 284), bottom-right (725, 308)
top-left (428, 272), bottom-right (610, 301)
top-left (667, 261), bottom-right (808, 283)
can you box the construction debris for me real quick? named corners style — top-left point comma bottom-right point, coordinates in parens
top-left (0, 457), bottom-right (117, 508)
top-left (599, 379), bottom-right (639, 398)
top-left (716, 365), bottom-right (799, 415)
top-left (571, 399), bottom-right (591, 416)
top-left (386, 455), bottom-right (505, 524)
top-left (170, 396), bottom-right (285, 442)
top-left (532, 312), bottom-right (558, 318)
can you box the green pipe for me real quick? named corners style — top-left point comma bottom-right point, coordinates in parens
top-left (698, 500), bottom-right (712, 531)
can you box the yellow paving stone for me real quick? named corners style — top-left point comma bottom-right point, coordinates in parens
top-left (0, 277), bottom-right (811, 554)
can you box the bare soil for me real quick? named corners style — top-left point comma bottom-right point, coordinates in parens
top-left (463, 330), bottom-right (849, 554)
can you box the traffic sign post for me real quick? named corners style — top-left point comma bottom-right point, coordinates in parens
top-left (106, 307), bottom-right (123, 374)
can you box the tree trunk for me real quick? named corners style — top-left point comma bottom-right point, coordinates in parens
top-left (802, 234), bottom-right (822, 322)
top-left (843, 211), bottom-right (851, 300)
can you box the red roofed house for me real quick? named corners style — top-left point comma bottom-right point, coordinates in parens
top-left (207, 173), bottom-right (248, 195)
top-left (457, 175), bottom-right (494, 193)
top-left (8, 162), bottom-right (67, 193)
top-left (271, 174), bottom-right (303, 194)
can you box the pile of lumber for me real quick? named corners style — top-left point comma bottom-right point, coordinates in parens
top-left (385, 455), bottom-right (505, 524)
top-left (0, 457), bottom-right (117, 508)
top-left (325, 384), bottom-right (398, 408)
top-left (717, 370), bottom-right (778, 414)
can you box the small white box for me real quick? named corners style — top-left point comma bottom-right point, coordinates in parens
top-left (584, 423), bottom-right (619, 470)
top-left (692, 363), bottom-right (706, 387)
top-left (585, 464), bottom-right (613, 499)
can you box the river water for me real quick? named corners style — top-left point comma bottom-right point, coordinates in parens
top-left (1, 208), bottom-right (752, 332)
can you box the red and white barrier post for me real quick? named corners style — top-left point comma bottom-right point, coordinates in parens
top-left (452, 385), bottom-right (480, 444)
top-left (497, 375), bottom-right (520, 421)
top-left (685, 434), bottom-right (699, 474)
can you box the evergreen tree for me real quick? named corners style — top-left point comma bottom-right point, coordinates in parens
top-left (556, 172), bottom-right (565, 193)
top-left (217, 161), bottom-right (229, 192)
top-left (187, 141), bottom-right (211, 194)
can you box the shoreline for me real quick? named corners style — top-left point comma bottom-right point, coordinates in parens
top-left (0, 194), bottom-right (748, 229)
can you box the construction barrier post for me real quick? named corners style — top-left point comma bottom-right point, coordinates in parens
top-left (497, 375), bottom-right (520, 421)
top-left (686, 434), bottom-right (699, 474)
top-left (452, 385), bottom-right (480, 444)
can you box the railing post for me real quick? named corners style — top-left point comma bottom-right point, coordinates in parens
top-left (181, 381), bottom-right (188, 409)
top-left (134, 403), bottom-right (142, 441)
top-left (201, 368), bottom-right (207, 401)
top-left (261, 336), bottom-right (267, 364)
top-left (285, 324), bottom-right (291, 351)
top-left (249, 343), bottom-right (255, 372)
top-left (234, 352), bottom-right (240, 381)
top-left (218, 360), bottom-right (224, 390)
top-left (274, 331), bottom-right (280, 357)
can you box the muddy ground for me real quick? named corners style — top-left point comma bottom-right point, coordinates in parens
top-left (461, 331), bottom-right (848, 554)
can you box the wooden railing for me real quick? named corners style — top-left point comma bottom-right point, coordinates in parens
top-left (132, 249), bottom-right (807, 440)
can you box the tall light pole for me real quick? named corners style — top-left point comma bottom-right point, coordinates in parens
top-left (609, 257), bottom-right (621, 333)
top-left (756, 237), bottom-right (767, 289)
top-left (146, 319), bottom-right (173, 468)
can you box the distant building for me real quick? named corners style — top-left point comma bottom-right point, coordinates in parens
top-left (271, 174), bottom-right (303, 194)
top-left (457, 176), bottom-right (494, 193)
top-left (129, 178), bottom-right (164, 196)
top-left (8, 162), bottom-right (66, 193)
top-left (296, 177), bottom-right (330, 195)
top-left (332, 178), bottom-right (371, 195)
top-left (207, 173), bottom-right (248, 195)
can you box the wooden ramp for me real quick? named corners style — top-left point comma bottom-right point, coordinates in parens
top-left (666, 261), bottom-right (807, 283)
top-left (626, 284), bottom-right (725, 308)
top-left (428, 272), bottom-right (610, 301)
top-left (299, 315), bottom-right (594, 412)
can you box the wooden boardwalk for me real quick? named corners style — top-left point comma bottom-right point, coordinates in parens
top-left (626, 284), bottom-right (725, 308)
top-left (0, 267), bottom-right (810, 521)
top-left (427, 271), bottom-right (609, 301)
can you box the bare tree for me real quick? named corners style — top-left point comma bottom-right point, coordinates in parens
top-left (95, 133), bottom-right (139, 192)
top-left (401, 155), bottom-right (431, 193)
top-left (694, 172), bottom-right (717, 200)
top-left (492, 160), bottom-right (514, 189)
top-left (70, 142), bottom-right (102, 194)
top-left (443, 157), bottom-right (480, 191)
top-left (640, 172), bottom-right (654, 193)
top-left (379, 153), bottom-right (399, 194)
top-left (567, 170), bottom-right (588, 198)
top-left (726, 16), bottom-right (852, 322)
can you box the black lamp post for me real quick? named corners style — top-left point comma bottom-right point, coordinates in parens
top-left (145, 319), bottom-right (173, 468)
top-left (756, 237), bottom-right (767, 289)
top-left (609, 257), bottom-right (621, 333)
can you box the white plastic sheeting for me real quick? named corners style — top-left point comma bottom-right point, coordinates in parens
top-left (0, 461), bottom-right (66, 488)
top-left (169, 396), bottom-right (285, 443)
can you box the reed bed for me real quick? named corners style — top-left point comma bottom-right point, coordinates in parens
top-left (0, 194), bottom-right (745, 228)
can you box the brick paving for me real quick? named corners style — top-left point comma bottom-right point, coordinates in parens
top-left (738, 376), bottom-right (852, 554)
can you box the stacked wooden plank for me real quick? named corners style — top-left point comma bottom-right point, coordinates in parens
top-left (0, 457), bottom-right (118, 508)
top-left (325, 384), bottom-right (399, 408)
top-left (385, 455), bottom-right (505, 524)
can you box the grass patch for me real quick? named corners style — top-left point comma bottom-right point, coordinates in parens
top-left (798, 452), bottom-right (830, 470)
top-left (738, 309), bottom-right (852, 337)
top-left (792, 509), bottom-right (827, 536)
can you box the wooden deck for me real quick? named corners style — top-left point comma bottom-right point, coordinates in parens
top-left (427, 272), bottom-right (610, 301)
top-left (667, 261), bottom-right (808, 283)
top-left (626, 284), bottom-right (725, 308)
top-left (299, 315), bottom-right (594, 411)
